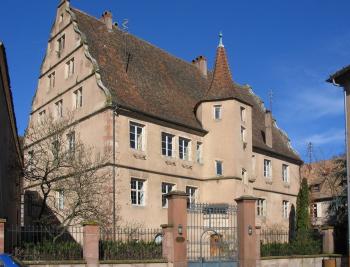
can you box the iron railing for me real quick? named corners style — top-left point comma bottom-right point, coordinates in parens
top-left (99, 228), bottom-right (163, 261)
top-left (260, 228), bottom-right (289, 244)
top-left (6, 225), bottom-right (83, 261)
top-left (187, 203), bottom-right (238, 262)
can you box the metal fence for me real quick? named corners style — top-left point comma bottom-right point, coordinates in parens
top-left (6, 225), bottom-right (83, 261)
top-left (99, 228), bottom-right (163, 261)
top-left (260, 228), bottom-right (289, 244)
top-left (187, 203), bottom-right (238, 263)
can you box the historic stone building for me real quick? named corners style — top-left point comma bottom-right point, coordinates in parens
top-left (24, 0), bottom-right (302, 228)
top-left (0, 42), bottom-right (23, 226)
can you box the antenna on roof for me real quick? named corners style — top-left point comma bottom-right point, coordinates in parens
top-left (268, 89), bottom-right (273, 112)
top-left (307, 142), bottom-right (313, 164)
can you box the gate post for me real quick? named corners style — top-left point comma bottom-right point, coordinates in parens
top-left (235, 196), bottom-right (259, 267)
top-left (83, 222), bottom-right (100, 267)
top-left (162, 190), bottom-right (188, 267)
top-left (0, 219), bottom-right (5, 254)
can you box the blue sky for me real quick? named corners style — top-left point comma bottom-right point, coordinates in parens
top-left (1, 0), bottom-right (349, 161)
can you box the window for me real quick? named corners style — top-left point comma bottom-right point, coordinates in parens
top-left (186, 186), bottom-right (197, 208)
top-left (257, 199), bottom-right (266, 217)
top-left (55, 100), bottom-right (63, 118)
top-left (130, 178), bottom-right (145, 206)
top-left (130, 122), bottom-right (144, 150)
top-left (56, 35), bottom-right (65, 55)
top-left (213, 105), bottom-right (222, 120)
top-left (242, 168), bottom-right (247, 184)
top-left (59, 14), bottom-right (64, 23)
top-left (56, 190), bottom-right (64, 210)
top-left (161, 133), bottom-right (174, 157)
top-left (52, 140), bottom-right (59, 162)
top-left (240, 106), bottom-right (246, 122)
top-left (282, 200), bottom-right (289, 219)
top-left (179, 137), bottom-right (191, 160)
top-left (67, 131), bottom-right (75, 155)
top-left (215, 160), bottom-right (223, 176)
top-left (264, 159), bottom-right (272, 179)
top-left (311, 203), bottom-right (318, 218)
top-left (240, 126), bottom-right (246, 142)
top-left (311, 184), bottom-right (320, 192)
top-left (196, 142), bottom-right (203, 164)
top-left (74, 88), bottom-right (83, 109)
top-left (282, 164), bottom-right (289, 183)
top-left (252, 155), bottom-right (256, 176)
top-left (38, 110), bottom-right (46, 123)
top-left (48, 72), bottom-right (55, 89)
top-left (65, 58), bottom-right (75, 78)
top-left (162, 182), bottom-right (174, 208)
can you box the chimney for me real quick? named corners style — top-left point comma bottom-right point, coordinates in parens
top-left (265, 110), bottom-right (273, 148)
top-left (101, 11), bottom-right (113, 31)
top-left (192, 56), bottom-right (207, 77)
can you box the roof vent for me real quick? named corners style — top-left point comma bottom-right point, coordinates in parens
top-left (192, 56), bottom-right (207, 77)
top-left (101, 11), bottom-right (113, 31)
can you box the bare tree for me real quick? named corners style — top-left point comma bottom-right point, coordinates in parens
top-left (23, 113), bottom-right (113, 230)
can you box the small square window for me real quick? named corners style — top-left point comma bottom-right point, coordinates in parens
top-left (213, 105), bottom-right (222, 120)
top-left (215, 160), bottom-right (223, 176)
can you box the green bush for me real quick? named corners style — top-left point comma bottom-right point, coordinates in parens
top-left (14, 241), bottom-right (83, 261)
top-left (99, 240), bottom-right (163, 260)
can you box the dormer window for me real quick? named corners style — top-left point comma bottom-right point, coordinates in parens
top-left (213, 105), bottom-right (222, 120)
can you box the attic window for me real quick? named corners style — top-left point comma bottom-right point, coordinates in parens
top-left (59, 14), bottom-right (64, 23)
top-left (213, 105), bottom-right (222, 120)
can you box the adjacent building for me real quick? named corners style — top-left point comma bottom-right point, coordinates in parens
top-left (24, 0), bottom-right (302, 228)
top-left (0, 42), bottom-right (23, 226)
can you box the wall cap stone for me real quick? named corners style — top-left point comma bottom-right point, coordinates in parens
top-left (235, 195), bottom-right (258, 202)
top-left (165, 190), bottom-right (188, 198)
top-left (81, 221), bottom-right (99, 226)
top-left (161, 224), bottom-right (174, 229)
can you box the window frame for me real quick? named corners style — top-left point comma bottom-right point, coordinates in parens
top-left (56, 34), bottom-right (65, 55)
top-left (213, 105), bottom-right (222, 120)
top-left (130, 122), bottom-right (145, 151)
top-left (263, 159), bottom-right (272, 179)
top-left (282, 164), bottom-right (289, 183)
top-left (130, 178), bottom-right (145, 206)
top-left (65, 58), bottom-right (75, 78)
top-left (55, 100), bottom-right (63, 118)
top-left (257, 198), bottom-right (266, 217)
top-left (240, 126), bottom-right (246, 142)
top-left (195, 142), bottom-right (203, 164)
top-left (74, 88), bottom-right (83, 109)
top-left (186, 186), bottom-right (197, 208)
top-left (48, 72), bottom-right (55, 89)
top-left (67, 131), bottom-right (75, 156)
top-left (240, 106), bottom-right (246, 122)
top-left (56, 189), bottom-right (64, 210)
top-left (162, 182), bottom-right (175, 208)
top-left (179, 137), bottom-right (191, 161)
top-left (282, 200), bottom-right (289, 219)
top-left (215, 160), bottom-right (223, 176)
top-left (161, 132), bottom-right (174, 157)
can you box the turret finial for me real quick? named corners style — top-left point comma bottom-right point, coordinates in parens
top-left (218, 32), bottom-right (224, 48)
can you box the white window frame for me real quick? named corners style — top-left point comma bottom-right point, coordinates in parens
top-left (240, 106), bottom-right (246, 122)
top-left (55, 100), bottom-right (63, 118)
top-left (74, 88), bottom-right (83, 109)
top-left (215, 160), bottom-right (223, 176)
top-left (196, 142), bottom-right (203, 164)
top-left (65, 58), bottom-right (75, 78)
top-left (162, 132), bottom-right (174, 157)
top-left (67, 131), bottom-right (75, 155)
top-left (48, 72), bottom-right (55, 89)
top-left (282, 200), bottom-right (289, 219)
top-left (130, 178), bottom-right (145, 206)
top-left (56, 35), bottom-right (65, 55)
top-left (240, 126), bottom-right (246, 142)
top-left (264, 159), bottom-right (272, 179)
top-left (56, 190), bottom-right (64, 210)
top-left (282, 164), bottom-right (289, 183)
top-left (179, 137), bottom-right (191, 161)
top-left (162, 182), bottom-right (174, 208)
top-left (186, 186), bottom-right (197, 208)
top-left (257, 199), bottom-right (266, 217)
top-left (130, 122), bottom-right (145, 151)
top-left (213, 105), bottom-right (222, 120)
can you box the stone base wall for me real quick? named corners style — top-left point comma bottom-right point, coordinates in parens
top-left (25, 262), bottom-right (170, 267)
top-left (260, 255), bottom-right (346, 267)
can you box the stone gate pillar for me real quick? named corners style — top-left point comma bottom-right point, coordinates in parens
top-left (322, 226), bottom-right (334, 254)
top-left (0, 219), bottom-right (6, 254)
top-left (235, 196), bottom-right (259, 267)
top-left (162, 191), bottom-right (188, 267)
top-left (83, 222), bottom-right (100, 267)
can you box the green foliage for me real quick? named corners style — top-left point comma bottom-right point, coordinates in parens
top-left (296, 178), bottom-right (310, 239)
top-left (99, 240), bottom-right (163, 260)
top-left (14, 241), bottom-right (83, 261)
top-left (261, 235), bottom-right (322, 257)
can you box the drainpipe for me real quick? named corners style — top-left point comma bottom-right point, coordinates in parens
top-left (332, 78), bottom-right (350, 261)
top-left (112, 105), bottom-right (118, 241)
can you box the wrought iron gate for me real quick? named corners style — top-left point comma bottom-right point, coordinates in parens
top-left (187, 203), bottom-right (238, 267)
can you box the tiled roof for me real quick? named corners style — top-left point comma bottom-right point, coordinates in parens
top-left (71, 7), bottom-right (301, 163)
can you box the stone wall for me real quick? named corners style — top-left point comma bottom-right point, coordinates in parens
top-left (260, 255), bottom-right (345, 267)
